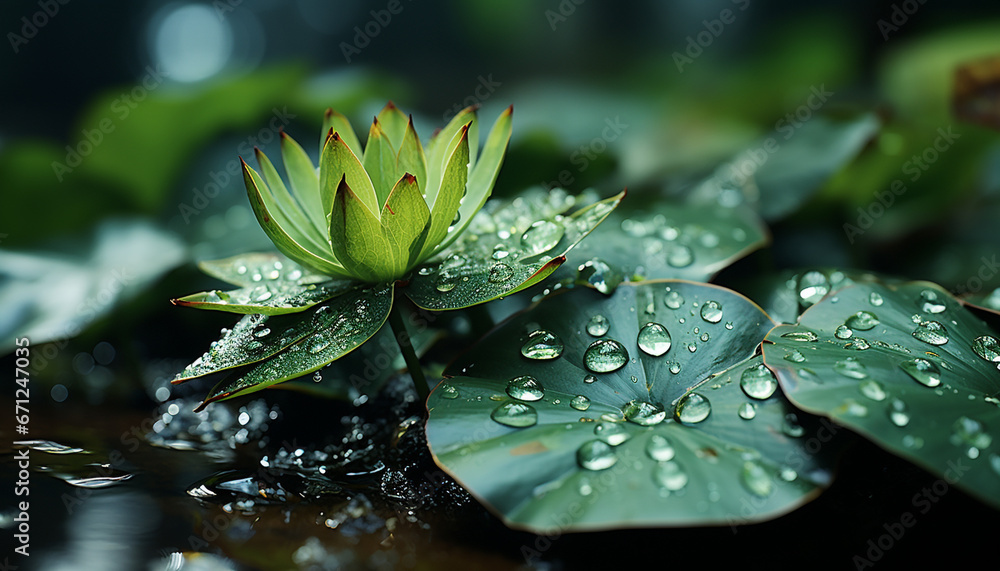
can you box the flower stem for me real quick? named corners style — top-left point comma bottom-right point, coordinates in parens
top-left (388, 296), bottom-right (430, 404)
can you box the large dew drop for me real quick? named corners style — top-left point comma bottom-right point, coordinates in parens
top-left (833, 357), bottom-right (869, 380)
top-left (520, 220), bottom-right (564, 255)
top-left (583, 339), bottom-right (629, 373)
top-left (521, 330), bottom-right (564, 360)
top-left (594, 422), bottom-right (630, 446)
top-left (577, 439), bottom-right (617, 471)
top-left (570, 395), bottom-right (591, 411)
top-left (491, 402), bottom-right (538, 428)
top-left (645, 434), bottom-right (675, 461)
top-left (782, 330), bottom-right (818, 342)
top-left (859, 379), bottom-right (887, 401)
top-left (972, 335), bottom-right (1000, 362)
top-left (887, 398), bottom-right (910, 427)
top-left (487, 263), bottom-right (514, 283)
top-left (675, 392), bottom-right (711, 423)
top-left (637, 322), bottom-right (671, 356)
top-left (586, 314), bottom-right (610, 337)
top-left (666, 244), bottom-right (694, 268)
top-left (738, 402), bottom-right (757, 420)
top-left (741, 461), bottom-right (773, 498)
top-left (653, 461), bottom-right (688, 491)
top-left (912, 320), bottom-right (949, 346)
top-left (663, 289), bottom-right (685, 310)
top-left (700, 301), bottom-right (723, 324)
top-left (623, 400), bottom-right (666, 426)
top-left (918, 289), bottom-right (946, 314)
top-left (834, 325), bottom-right (853, 339)
top-left (740, 363), bottom-right (778, 400)
top-left (797, 271), bottom-right (830, 306)
top-left (506, 376), bottom-right (545, 401)
top-left (845, 311), bottom-right (880, 331)
top-left (899, 358), bottom-right (941, 388)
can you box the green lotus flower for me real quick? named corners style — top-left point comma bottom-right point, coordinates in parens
top-left (171, 102), bottom-right (624, 409)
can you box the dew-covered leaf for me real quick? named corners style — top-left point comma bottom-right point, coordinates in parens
top-left (763, 281), bottom-right (1000, 510)
top-left (196, 284), bottom-right (393, 410)
top-left (171, 277), bottom-right (356, 316)
top-left (426, 281), bottom-right (839, 532)
top-left (550, 198), bottom-right (767, 291)
top-left (405, 188), bottom-right (625, 311)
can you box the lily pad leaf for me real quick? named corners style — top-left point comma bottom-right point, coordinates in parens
top-left (551, 198), bottom-right (768, 291)
top-left (405, 187), bottom-right (625, 311)
top-left (426, 281), bottom-right (839, 532)
top-left (171, 277), bottom-right (356, 316)
top-left (196, 284), bottom-right (393, 410)
top-left (195, 253), bottom-right (330, 288)
top-left (762, 281), bottom-right (1000, 510)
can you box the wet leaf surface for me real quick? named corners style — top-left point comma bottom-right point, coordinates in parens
top-left (426, 281), bottom-right (839, 532)
top-left (763, 281), bottom-right (1000, 509)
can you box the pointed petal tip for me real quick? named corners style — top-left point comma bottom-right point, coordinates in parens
top-left (384, 100), bottom-right (398, 110)
top-left (403, 172), bottom-right (417, 184)
top-left (192, 400), bottom-right (209, 413)
top-left (324, 107), bottom-right (334, 118)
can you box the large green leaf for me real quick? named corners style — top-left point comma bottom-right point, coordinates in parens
top-left (319, 131), bottom-right (380, 224)
top-left (551, 198), bottom-right (768, 292)
top-left (762, 281), bottom-right (1000, 510)
top-left (406, 188), bottom-right (625, 311)
top-left (329, 178), bottom-right (394, 282)
top-left (965, 287), bottom-right (1000, 316)
top-left (427, 281), bottom-right (838, 532)
top-left (380, 174), bottom-right (431, 277)
top-left (194, 253), bottom-right (329, 288)
top-left (195, 284), bottom-right (393, 410)
top-left (420, 125), bottom-right (470, 259)
top-left (171, 277), bottom-right (355, 316)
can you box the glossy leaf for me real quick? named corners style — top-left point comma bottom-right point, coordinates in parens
top-left (406, 188), bottom-right (625, 310)
top-left (197, 284), bottom-right (393, 410)
top-left (329, 178), bottom-right (394, 282)
top-left (380, 174), bottom-right (431, 277)
top-left (280, 132), bottom-right (326, 233)
top-left (763, 281), bottom-right (1000, 510)
top-left (427, 281), bottom-right (837, 532)
top-left (195, 253), bottom-right (328, 288)
top-left (420, 125), bottom-right (470, 259)
top-left (361, 119), bottom-right (400, 209)
top-left (254, 148), bottom-right (328, 252)
top-left (319, 131), bottom-right (380, 224)
top-left (171, 277), bottom-right (355, 315)
top-left (964, 287), bottom-right (1000, 316)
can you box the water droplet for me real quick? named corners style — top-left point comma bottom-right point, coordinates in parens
top-left (846, 311), bottom-right (880, 331)
top-left (669, 362), bottom-right (681, 374)
top-left (918, 289), bottom-right (946, 314)
top-left (577, 258), bottom-right (622, 294)
top-left (653, 461), bottom-right (688, 491)
top-left (487, 263), bottom-right (514, 283)
top-left (784, 350), bottom-right (806, 363)
top-left (912, 320), bottom-right (949, 346)
top-left (578, 478), bottom-right (593, 496)
top-left (583, 374), bottom-right (597, 384)
top-left (903, 434), bottom-right (924, 450)
top-left (951, 416), bottom-right (992, 450)
top-left (491, 402), bottom-right (538, 428)
top-left (741, 461), bottom-right (773, 498)
top-left (782, 413), bottom-right (805, 437)
top-left (586, 314), bottom-right (610, 337)
top-left (700, 301), bottom-right (723, 324)
top-left (312, 371), bottom-right (322, 383)
top-left (623, 400), bottom-right (666, 426)
top-left (506, 376), bottom-right (545, 401)
top-left (521, 330), bottom-right (564, 360)
top-left (491, 247), bottom-right (510, 260)
top-left (834, 325), bottom-right (853, 339)
top-left (738, 402), bottom-right (757, 420)
top-left (254, 289), bottom-right (273, 302)
top-left (253, 327), bottom-right (271, 338)
top-left (594, 422), bottom-right (630, 446)
top-left (972, 335), bottom-right (1000, 362)
top-left (236, 264), bottom-right (248, 275)
top-left (834, 357), bottom-right (869, 380)
top-left (740, 363), bottom-right (778, 400)
top-left (859, 379), bottom-right (887, 401)
top-left (577, 440), bottom-right (617, 471)
top-left (570, 395), bottom-right (591, 411)
top-left (583, 339), bottom-right (629, 373)
top-left (435, 274), bottom-right (457, 292)
top-left (637, 322), bottom-right (671, 356)
top-left (440, 383), bottom-right (459, 399)
top-left (675, 392), bottom-right (711, 423)
top-left (725, 321), bottom-right (734, 330)
top-left (645, 435), bottom-right (675, 461)
top-left (663, 289), bottom-right (685, 310)
top-left (782, 330), bottom-right (818, 342)
top-left (887, 398), bottom-right (910, 427)
top-left (666, 244), bottom-right (694, 268)
top-left (308, 337), bottom-right (332, 354)
top-left (797, 271), bottom-right (830, 305)
top-left (418, 266), bottom-right (434, 276)
top-left (520, 220), bottom-right (564, 255)
top-left (899, 358), bottom-right (941, 388)
top-left (869, 292), bottom-right (884, 306)
top-left (848, 338), bottom-right (871, 351)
